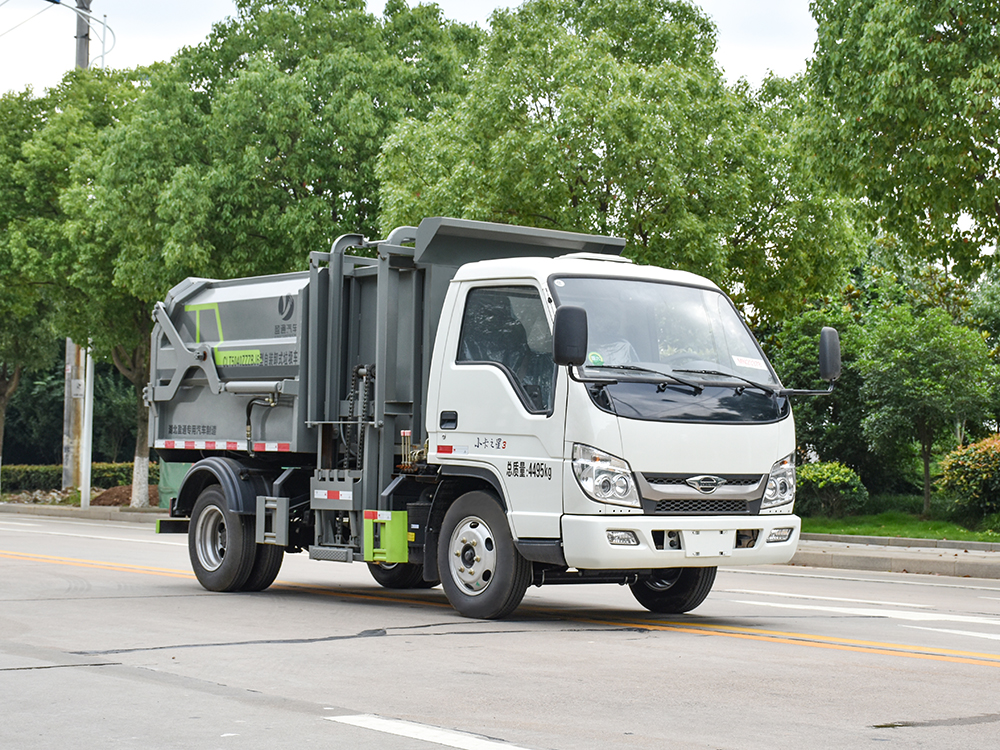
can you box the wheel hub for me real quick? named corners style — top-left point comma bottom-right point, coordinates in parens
top-left (194, 505), bottom-right (227, 572)
top-left (447, 516), bottom-right (497, 596)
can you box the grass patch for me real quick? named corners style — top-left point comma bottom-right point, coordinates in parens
top-left (801, 511), bottom-right (1000, 543)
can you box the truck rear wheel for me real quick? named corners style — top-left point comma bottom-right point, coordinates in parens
top-left (367, 562), bottom-right (438, 589)
top-left (630, 567), bottom-right (717, 614)
top-left (189, 486), bottom-right (256, 592)
top-left (240, 544), bottom-right (284, 591)
top-left (438, 491), bottom-right (531, 619)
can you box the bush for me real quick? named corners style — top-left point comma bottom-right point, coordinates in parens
top-left (796, 461), bottom-right (869, 517)
top-left (1, 462), bottom-right (159, 492)
top-left (940, 435), bottom-right (1000, 521)
top-left (1, 464), bottom-right (63, 491)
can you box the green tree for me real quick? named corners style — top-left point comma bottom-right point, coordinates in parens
top-left (0, 89), bottom-right (59, 492)
top-left (724, 75), bottom-right (863, 327)
top-left (809, 0), bottom-right (1000, 277)
top-left (379, 0), bottom-right (860, 324)
top-left (56, 0), bottom-right (476, 505)
top-left (2, 69), bottom-right (153, 503)
top-left (4, 346), bottom-right (137, 467)
top-left (858, 305), bottom-right (993, 513)
top-left (97, 0), bottom-right (480, 303)
top-left (0, 312), bottom-right (53, 493)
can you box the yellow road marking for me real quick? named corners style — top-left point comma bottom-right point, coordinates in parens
top-left (0, 550), bottom-right (194, 579)
top-left (574, 616), bottom-right (1000, 668)
top-left (4, 549), bottom-right (1000, 667)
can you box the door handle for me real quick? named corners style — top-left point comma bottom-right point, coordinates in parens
top-left (440, 411), bottom-right (458, 430)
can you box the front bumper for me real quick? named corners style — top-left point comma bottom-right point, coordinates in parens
top-left (561, 514), bottom-right (801, 569)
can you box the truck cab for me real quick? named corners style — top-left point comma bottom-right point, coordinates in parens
top-left (423, 254), bottom-right (807, 616)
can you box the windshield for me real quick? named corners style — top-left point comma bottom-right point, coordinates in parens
top-left (550, 275), bottom-right (786, 424)
top-left (550, 276), bottom-right (778, 386)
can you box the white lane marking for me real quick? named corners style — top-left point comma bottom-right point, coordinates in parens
top-left (0, 517), bottom-right (163, 532)
top-left (0, 521), bottom-right (42, 527)
top-left (0, 527), bottom-right (185, 546)
top-left (328, 715), bottom-right (531, 750)
top-left (902, 626), bottom-right (1000, 642)
top-left (733, 600), bottom-right (1000, 626)
top-left (722, 589), bottom-right (933, 608)
top-left (981, 597), bottom-right (1000, 602)
top-left (724, 567), bottom-right (1000, 592)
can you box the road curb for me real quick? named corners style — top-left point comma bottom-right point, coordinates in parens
top-left (800, 532), bottom-right (1000, 553)
top-left (791, 540), bottom-right (1000, 579)
top-left (0, 503), bottom-right (167, 524)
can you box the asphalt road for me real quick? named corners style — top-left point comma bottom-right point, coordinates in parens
top-left (2, 516), bottom-right (999, 750)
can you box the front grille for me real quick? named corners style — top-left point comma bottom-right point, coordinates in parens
top-left (643, 473), bottom-right (762, 488)
top-left (653, 499), bottom-right (750, 515)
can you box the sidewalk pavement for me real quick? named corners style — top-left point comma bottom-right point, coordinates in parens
top-left (2, 503), bottom-right (999, 580)
top-left (0, 502), bottom-right (167, 524)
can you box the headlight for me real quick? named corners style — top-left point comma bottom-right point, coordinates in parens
top-left (572, 444), bottom-right (641, 508)
top-left (762, 454), bottom-right (796, 509)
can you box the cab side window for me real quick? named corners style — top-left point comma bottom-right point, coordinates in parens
top-left (457, 286), bottom-right (555, 414)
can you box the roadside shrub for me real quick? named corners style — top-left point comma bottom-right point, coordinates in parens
top-left (796, 461), bottom-right (869, 517)
top-left (1, 462), bottom-right (159, 492)
top-left (940, 436), bottom-right (1000, 521)
top-left (0, 464), bottom-right (63, 491)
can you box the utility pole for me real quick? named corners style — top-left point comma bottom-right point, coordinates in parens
top-left (74, 1), bottom-right (92, 69)
top-left (60, 0), bottom-right (94, 501)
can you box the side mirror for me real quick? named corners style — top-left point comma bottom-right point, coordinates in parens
top-left (553, 306), bottom-right (588, 366)
top-left (819, 327), bottom-right (841, 382)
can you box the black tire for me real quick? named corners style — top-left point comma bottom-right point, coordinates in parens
top-left (437, 490), bottom-right (531, 619)
top-left (241, 544), bottom-right (284, 591)
top-left (188, 486), bottom-right (256, 592)
top-left (367, 562), bottom-right (428, 589)
top-left (630, 567), bottom-right (717, 614)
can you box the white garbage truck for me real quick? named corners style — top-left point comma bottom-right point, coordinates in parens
top-left (148, 217), bottom-right (839, 619)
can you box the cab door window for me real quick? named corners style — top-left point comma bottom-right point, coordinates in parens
top-left (457, 286), bottom-right (555, 414)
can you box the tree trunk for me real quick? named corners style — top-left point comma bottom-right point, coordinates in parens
top-left (921, 442), bottom-right (932, 517)
top-left (0, 363), bottom-right (23, 497)
top-left (111, 338), bottom-right (150, 509)
top-left (131, 384), bottom-right (150, 508)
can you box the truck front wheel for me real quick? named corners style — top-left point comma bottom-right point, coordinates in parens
top-left (189, 486), bottom-right (256, 592)
top-left (629, 567), bottom-right (717, 614)
top-left (438, 491), bottom-right (531, 619)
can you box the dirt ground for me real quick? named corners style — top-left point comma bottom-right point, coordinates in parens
top-left (1, 485), bottom-right (160, 507)
top-left (92, 485), bottom-right (160, 507)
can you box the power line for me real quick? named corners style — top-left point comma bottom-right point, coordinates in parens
top-left (0, 3), bottom-right (55, 40)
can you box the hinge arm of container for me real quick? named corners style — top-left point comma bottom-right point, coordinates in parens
top-left (246, 394), bottom-right (278, 457)
top-left (150, 302), bottom-right (223, 402)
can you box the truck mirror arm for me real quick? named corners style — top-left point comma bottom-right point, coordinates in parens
top-left (565, 365), bottom-right (618, 386)
top-left (778, 382), bottom-right (837, 398)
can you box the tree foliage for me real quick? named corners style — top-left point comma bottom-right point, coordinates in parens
top-left (809, 0), bottom-right (1000, 277)
top-left (859, 304), bottom-right (993, 513)
top-left (94, 0), bottom-right (481, 303)
top-left (379, 0), bottom-right (861, 325)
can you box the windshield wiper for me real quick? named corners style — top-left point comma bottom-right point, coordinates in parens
top-left (673, 368), bottom-right (777, 395)
top-left (588, 365), bottom-right (703, 393)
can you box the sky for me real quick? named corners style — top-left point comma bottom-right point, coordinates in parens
top-left (0, 0), bottom-right (817, 96)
